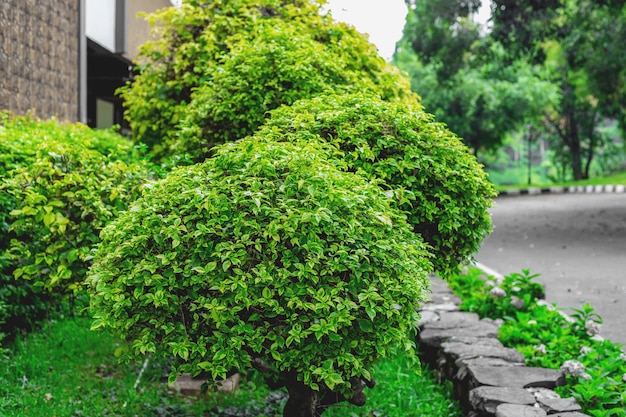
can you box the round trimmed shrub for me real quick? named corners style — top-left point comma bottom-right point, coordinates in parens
top-left (120, 0), bottom-right (418, 162)
top-left (260, 93), bottom-right (496, 277)
top-left (87, 136), bottom-right (431, 416)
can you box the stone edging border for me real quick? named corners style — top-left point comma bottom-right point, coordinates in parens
top-left (416, 276), bottom-right (591, 417)
top-left (498, 184), bottom-right (625, 197)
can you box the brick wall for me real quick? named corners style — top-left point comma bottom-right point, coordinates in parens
top-left (0, 0), bottom-right (80, 121)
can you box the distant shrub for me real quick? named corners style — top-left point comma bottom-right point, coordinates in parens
top-left (120, 0), bottom-right (418, 162)
top-left (87, 136), bottom-right (431, 416)
top-left (0, 112), bottom-right (151, 340)
top-left (260, 94), bottom-right (496, 277)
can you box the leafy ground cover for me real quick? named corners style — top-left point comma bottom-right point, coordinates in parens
top-left (448, 268), bottom-right (626, 417)
top-left (0, 314), bottom-right (462, 417)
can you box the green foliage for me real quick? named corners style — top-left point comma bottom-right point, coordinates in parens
top-left (87, 135), bottom-right (431, 399)
top-left (394, 41), bottom-right (559, 154)
top-left (448, 267), bottom-right (544, 319)
top-left (0, 111), bottom-right (138, 242)
top-left (120, 0), bottom-right (418, 162)
top-left (491, 0), bottom-right (626, 180)
top-left (260, 93), bottom-right (495, 277)
top-left (449, 268), bottom-right (626, 415)
top-left (499, 304), bottom-right (626, 416)
top-left (0, 112), bottom-right (151, 341)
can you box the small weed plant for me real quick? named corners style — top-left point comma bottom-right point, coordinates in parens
top-left (449, 267), bottom-right (626, 416)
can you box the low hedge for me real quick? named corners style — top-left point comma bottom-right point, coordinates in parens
top-left (0, 112), bottom-right (152, 342)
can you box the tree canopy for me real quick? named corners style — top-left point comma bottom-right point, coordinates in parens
top-left (397, 0), bottom-right (626, 180)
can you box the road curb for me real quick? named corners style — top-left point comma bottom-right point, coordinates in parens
top-left (498, 184), bottom-right (625, 197)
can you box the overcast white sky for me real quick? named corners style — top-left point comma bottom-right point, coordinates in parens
top-left (324, 0), bottom-right (408, 60)
top-left (325, 0), bottom-right (491, 61)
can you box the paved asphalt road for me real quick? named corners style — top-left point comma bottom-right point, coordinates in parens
top-left (475, 192), bottom-right (626, 346)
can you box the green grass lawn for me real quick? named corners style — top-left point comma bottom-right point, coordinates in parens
top-left (495, 169), bottom-right (626, 192)
top-left (0, 316), bottom-right (462, 417)
top-left (326, 355), bottom-right (462, 417)
top-left (0, 317), bottom-right (213, 417)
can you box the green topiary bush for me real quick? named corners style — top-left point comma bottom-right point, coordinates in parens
top-left (0, 112), bottom-right (152, 340)
top-left (260, 93), bottom-right (496, 277)
top-left (87, 136), bottom-right (432, 417)
top-left (120, 0), bottom-right (418, 162)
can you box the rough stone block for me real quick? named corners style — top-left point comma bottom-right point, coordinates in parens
top-left (420, 302), bottom-right (460, 312)
top-left (470, 386), bottom-right (536, 415)
top-left (169, 373), bottom-right (240, 396)
top-left (442, 343), bottom-right (525, 364)
top-left (537, 397), bottom-right (582, 413)
top-left (420, 321), bottom-right (499, 349)
top-left (448, 336), bottom-right (505, 348)
top-left (425, 311), bottom-right (481, 329)
top-left (549, 413), bottom-right (592, 417)
top-left (456, 357), bottom-right (524, 381)
top-left (440, 344), bottom-right (525, 386)
top-left (495, 404), bottom-right (547, 417)
top-left (428, 292), bottom-right (463, 305)
top-left (416, 310), bottom-right (440, 328)
top-left (467, 365), bottom-right (565, 389)
top-left (419, 322), bottom-right (498, 347)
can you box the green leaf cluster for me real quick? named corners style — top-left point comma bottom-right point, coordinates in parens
top-left (87, 135), bottom-right (432, 395)
top-left (260, 93), bottom-right (496, 277)
top-left (120, 0), bottom-right (419, 162)
top-left (0, 112), bottom-right (152, 339)
top-left (449, 267), bottom-right (545, 318)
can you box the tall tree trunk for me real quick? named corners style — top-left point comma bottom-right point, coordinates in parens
top-left (569, 136), bottom-right (584, 180)
top-left (582, 109), bottom-right (599, 180)
top-left (564, 106), bottom-right (585, 181)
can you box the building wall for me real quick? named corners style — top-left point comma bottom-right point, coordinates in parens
top-left (0, 0), bottom-right (80, 122)
top-left (125, 0), bottom-right (172, 62)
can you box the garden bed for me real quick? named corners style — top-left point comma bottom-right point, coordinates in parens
top-left (419, 269), bottom-right (626, 417)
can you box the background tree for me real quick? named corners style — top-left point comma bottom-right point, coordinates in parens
top-left (537, 0), bottom-right (626, 179)
top-left (396, 0), bottom-right (557, 156)
top-left (401, 0), bottom-right (482, 80)
top-left (398, 0), bottom-right (625, 180)
top-left (489, 0), bottom-right (562, 62)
